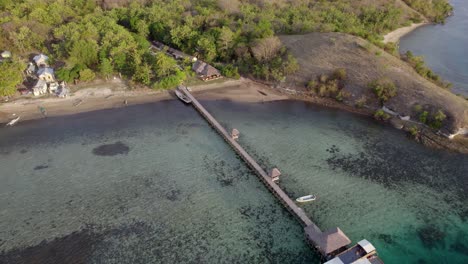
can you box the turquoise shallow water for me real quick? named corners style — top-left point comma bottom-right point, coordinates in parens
top-left (0, 99), bottom-right (467, 263)
top-left (400, 0), bottom-right (468, 96)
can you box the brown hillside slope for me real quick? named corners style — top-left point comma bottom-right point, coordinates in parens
top-left (279, 32), bottom-right (468, 133)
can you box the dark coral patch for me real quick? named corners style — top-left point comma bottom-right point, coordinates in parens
top-left (92, 142), bottom-right (130, 156)
top-left (34, 165), bottom-right (49, 170)
top-left (417, 225), bottom-right (445, 249)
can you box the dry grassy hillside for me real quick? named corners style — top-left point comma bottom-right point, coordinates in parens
top-left (280, 33), bottom-right (468, 133)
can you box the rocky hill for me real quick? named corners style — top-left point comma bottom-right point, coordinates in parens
top-left (280, 32), bottom-right (468, 134)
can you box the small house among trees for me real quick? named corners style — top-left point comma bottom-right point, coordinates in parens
top-left (192, 61), bottom-right (221, 81)
top-left (33, 54), bottom-right (49, 67)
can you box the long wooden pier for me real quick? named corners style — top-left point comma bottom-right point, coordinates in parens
top-left (181, 87), bottom-right (320, 229)
top-left (179, 87), bottom-right (384, 263)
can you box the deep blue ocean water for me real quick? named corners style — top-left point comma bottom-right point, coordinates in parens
top-left (400, 0), bottom-right (468, 96)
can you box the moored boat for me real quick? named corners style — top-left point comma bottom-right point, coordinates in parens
top-left (175, 88), bottom-right (192, 104)
top-left (296, 194), bottom-right (316, 203)
top-left (6, 116), bottom-right (20, 127)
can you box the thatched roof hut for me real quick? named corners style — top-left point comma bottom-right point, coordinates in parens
top-left (305, 226), bottom-right (351, 256)
top-left (269, 168), bottom-right (281, 181)
top-left (192, 61), bottom-right (221, 81)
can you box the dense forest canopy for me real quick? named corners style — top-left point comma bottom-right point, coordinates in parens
top-left (0, 0), bottom-right (452, 95)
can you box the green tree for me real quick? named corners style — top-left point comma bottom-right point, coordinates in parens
top-left (99, 58), bottom-right (113, 78)
top-left (69, 40), bottom-right (98, 67)
top-left (216, 26), bottom-right (235, 59)
top-left (197, 35), bottom-right (217, 62)
top-left (132, 63), bottom-right (152, 85)
top-left (154, 52), bottom-right (177, 78)
top-left (0, 59), bottom-right (24, 96)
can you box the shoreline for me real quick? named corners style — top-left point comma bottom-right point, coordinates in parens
top-left (383, 22), bottom-right (428, 43)
top-left (0, 78), bottom-right (287, 124)
top-left (1, 78), bottom-right (467, 154)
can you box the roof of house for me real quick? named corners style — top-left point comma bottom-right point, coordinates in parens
top-left (26, 63), bottom-right (36, 72)
top-left (357, 240), bottom-right (376, 254)
top-left (305, 226), bottom-right (351, 255)
top-left (33, 54), bottom-right (48, 64)
top-left (33, 79), bottom-right (47, 88)
top-left (192, 61), bottom-right (220, 77)
top-left (37, 67), bottom-right (54, 76)
top-left (270, 168), bottom-right (281, 178)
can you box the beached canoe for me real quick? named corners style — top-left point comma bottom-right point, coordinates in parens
top-left (6, 116), bottom-right (20, 127)
top-left (296, 194), bottom-right (316, 203)
top-left (175, 89), bottom-right (192, 104)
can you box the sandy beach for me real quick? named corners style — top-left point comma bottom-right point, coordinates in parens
top-left (383, 22), bottom-right (428, 43)
top-left (0, 78), bottom-right (288, 124)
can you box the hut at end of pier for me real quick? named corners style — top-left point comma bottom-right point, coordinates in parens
top-left (304, 226), bottom-right (351, 258)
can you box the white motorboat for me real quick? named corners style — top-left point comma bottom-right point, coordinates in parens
top-left (296, 194), bottom-right (316, 203)
top-left (175, 89), bottom-right (192, 104)
top-left (6, 116), bottom-right (20, 126)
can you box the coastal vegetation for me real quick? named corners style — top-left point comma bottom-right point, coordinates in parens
top-left (307, 68), bottom-right (348, 101)
top-left (402, 0), bottom-right (453, 23)
top-left (0, 0), bottom-right (447, 96)
top-left (402, 51), bottom-right (451, 89)
top-left (415, 106), bottom-right (447, 129)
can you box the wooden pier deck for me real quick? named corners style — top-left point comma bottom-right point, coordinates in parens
top-left (180, 87), bottom-right (321, 231)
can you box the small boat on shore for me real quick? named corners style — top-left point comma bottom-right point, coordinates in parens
top-left (6, 116), bottom-right (20, 127)
top-left (175, 89), bottom-right (192, 104)
top-left (296, 194), bottom-right (316, 203)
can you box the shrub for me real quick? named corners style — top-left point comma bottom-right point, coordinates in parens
top-left (220, 64), bottom-right (240, 79)
top-left (153, 70), bottom-right (186, 90)
top-left (79, 69), bottom-right (95, 82)
top-left (413, 104), bottom-right (423, 112)
top-left (319, 74), bottom-right (329, 83)
top-left (355, 96), bottom-right (367, 108)
top-left (307, 80), bottom-right (317, 90)
top-left (430, 110), bottom-right (446, 129)
top-left (335, 90), bottom-right (349, 102)
top-left (374, 109), bottom-right (391, 120)
top-left (369, 78), bottom-right (397, 103)
top-left (332, 68), bottom-right (347, 80)
top-left (408, 126), bottom-right (419, 137)
top-left (419, 111), bottom-right (429, 124)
